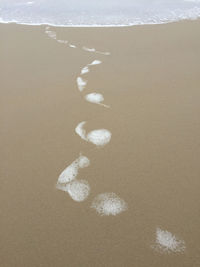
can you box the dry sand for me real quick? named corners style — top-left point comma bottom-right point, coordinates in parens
top-left (1, 21), bottom-right (200, 267)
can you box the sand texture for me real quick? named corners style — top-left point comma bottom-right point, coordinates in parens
top-left (1, 21), bottom-right (200, 267)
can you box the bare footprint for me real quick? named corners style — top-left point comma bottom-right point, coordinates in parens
top-left (77, 77), bottom-right (87, 92)
top-left (75, 121), bottom-right (111, 146)
top-left (85, 93), bottom-right (110, 108)
top-left (57, 154), bottom-right (90, 184)
top-left (58, 180), bottom-right (90, 202)
top-left (56, 154), bottom-right (91, 202)
top-left (82, 46), bottom-right (110, 56)
top-left (80, 60), bottom-right (102, 76)
top-left (151, 228), bottom-right (186, 253)
top-left (91, 192), bottom-right (128, 216)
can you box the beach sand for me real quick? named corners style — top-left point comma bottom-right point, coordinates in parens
top-left (1, 21), bottom-right (200, 266)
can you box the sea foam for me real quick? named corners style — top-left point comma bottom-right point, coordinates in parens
top-left (1, 1), bottom-right (200, 27)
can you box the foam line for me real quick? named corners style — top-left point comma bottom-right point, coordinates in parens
top-left (76, 77), bottom-right (87, 92)
top-left (91, 193), bottom-right (128, 216)
top-left (152, 228), bottom-right (186, 253)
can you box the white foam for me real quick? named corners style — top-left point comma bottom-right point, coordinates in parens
top-left (89, 60), bottom-right (102, 66)
top-left (152, 228), bottom-right (186, 253)
top-left (81, 66), bottom-right (89, 75)
top-left (85, 93), bottom-right (109, 108)
top-left (76, 77), bottom-right (87, 92)
top-left (65, 180), bottom-right (90, 202)
top-left (185, 0), bottom-right (200, 2)
top-left (75, 121), bottom-right (112, 146)
top-left (91, 193), bottom-right (128, 216)
top-left (26, 1), bottom-right (34, 5)
top-left (57, 154), bottom-right (90, 184)
top-left (2, 4), bottom-right (200, 28)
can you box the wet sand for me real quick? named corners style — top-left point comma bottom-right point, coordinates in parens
top-left (1, 21), bottom-right (200, 266)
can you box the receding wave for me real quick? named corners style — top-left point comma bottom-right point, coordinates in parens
top-left (0, 0), bottom-right (200, 27)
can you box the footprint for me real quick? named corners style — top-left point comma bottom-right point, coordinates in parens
top-left (88, 60), bottom-right (102, 66)
top-left (81, 66), bottom-right (89, 75)
top-left (82, 47), bottom-right (96, 53)
top-left (56, 154), bottom-right (91, 202)
top-left (45, 29), bottom-right (57, 40)
top-left (57, 40), bottom-right (68, 44)
top-left (76, 77), bottom-right (87, 92)
top-left (80, 60), bottom-right (102, 76)
top-left (45, 27), bottom-right (77, 49)
top-left (91, 192), bottom-right (128, 216)
top-left (152, 228), bottom-right (186, 253)
top-left (57, 154), bottom-right (90, 184)
top-left (75, 121), bottom-right (112, 146)
top-left (82, 46), bottom-right (110, 56)
top-left (85, 93), bottom-right (110, 108)
top-left (58, 180), bottom-right (90, 202)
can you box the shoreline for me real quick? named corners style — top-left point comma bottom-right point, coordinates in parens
top-left (1, 16), bottom-right (200, 29)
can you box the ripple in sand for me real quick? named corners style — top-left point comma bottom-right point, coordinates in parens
top-left (91, 193), bottom-right (128, 216)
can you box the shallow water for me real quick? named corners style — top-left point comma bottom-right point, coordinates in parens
top-left (1, 0), bottom-right (200, 26)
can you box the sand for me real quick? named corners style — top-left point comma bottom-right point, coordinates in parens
top-left (1, 21), bottom-right (200, 267)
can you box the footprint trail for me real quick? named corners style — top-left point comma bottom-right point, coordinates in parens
top-left (44, 25), bottom-right (187, 255)
top-left (47, 25), bottom-right (127, 215)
